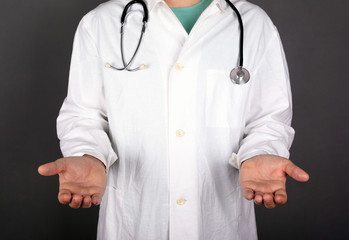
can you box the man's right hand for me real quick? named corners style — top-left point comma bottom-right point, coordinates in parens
top-left (38, 155), bottom-right (107, 209)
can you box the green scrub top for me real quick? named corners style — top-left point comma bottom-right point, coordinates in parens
top-left (170, 0), bottom-right (213, 34)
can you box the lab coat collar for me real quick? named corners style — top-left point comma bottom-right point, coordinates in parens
top-left (215, 0), bottom-right (241, 12)
top-left (145, 0), bottom-right (163, 12)
top-left (145, 0), bottom-right (240, 13)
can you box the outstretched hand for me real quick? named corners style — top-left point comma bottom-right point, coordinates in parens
top-left (38, 155), bottom-right (107, 209)
top-left (239, 154), bottom-right (309, 209)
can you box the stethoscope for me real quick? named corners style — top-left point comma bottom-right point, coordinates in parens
top-left (105, 0), bottom-right (250, 84)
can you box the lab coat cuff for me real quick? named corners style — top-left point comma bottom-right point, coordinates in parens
top-left (229, 150), bottom-right (270, 170)
top-left (68, 149), bottom-right (118, 174)
top-left (229, 148), bottom-right (291, 170)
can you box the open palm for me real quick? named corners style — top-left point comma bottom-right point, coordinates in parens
top-left (38, 156), bottom-right (107, 208)
top-left (239, 154), bottom-right (309, 208)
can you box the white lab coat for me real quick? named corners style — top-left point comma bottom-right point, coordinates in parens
top-left (57, 0), bottom-right (294, 239)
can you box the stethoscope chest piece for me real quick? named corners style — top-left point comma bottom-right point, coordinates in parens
top-left (230, 66), bottom-right (250, 85)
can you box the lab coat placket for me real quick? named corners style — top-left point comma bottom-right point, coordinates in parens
top-left (162, 2), bottom-right (223, 239)
top-left (168, 61), bottom-right (201, 238)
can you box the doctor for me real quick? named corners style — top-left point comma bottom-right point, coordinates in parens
top-left (38, 0), bottom-right (309, 239)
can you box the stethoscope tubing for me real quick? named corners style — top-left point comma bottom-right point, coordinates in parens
top-left (108, 0), bottom-right (148, 71)
top-left (224, 0), bottom-right (244, 68)
top-left (121, 0), bottom-right (149, 24)
top-left (106, 0), bottom-right (250, 84)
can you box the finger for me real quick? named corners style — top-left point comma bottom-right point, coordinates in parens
top-left (82, 196), bottom-right (92, 208)
top-left (254, 192), bottom-right (263, 205)
top-left (274, 189), bottom-right (288, 205)
top-left (38, 159), bottom-right (66, 176)
top-left (58, 190), bottom-right (72, 204)
top-left (242, 188), bottom-right (255, 200)
top-left (92, 194), bottom-right (103, 206)
top-left (285, 161), bottom-right (310, 182)
top-left (69, 194), bottom-right (83, 209)
top-left (263, 193), bottom-right (276, 209)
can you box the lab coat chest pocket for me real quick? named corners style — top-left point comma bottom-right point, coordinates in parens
top-left (205, 69), bottom-right (250, 128)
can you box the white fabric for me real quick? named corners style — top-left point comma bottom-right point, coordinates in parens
top-left (56, 0), bottom-right (295, 239)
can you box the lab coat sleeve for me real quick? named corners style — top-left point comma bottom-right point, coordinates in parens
top-left (229, 26), bottom-right (295, 169)
top-left (56, 15), bottom-right (118, 171)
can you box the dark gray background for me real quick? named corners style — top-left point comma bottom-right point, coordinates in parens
top-left (0, 0), bottom-right (348, 239)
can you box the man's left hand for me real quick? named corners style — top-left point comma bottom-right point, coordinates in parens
top-left (239, 154), bottom-right (309, 209)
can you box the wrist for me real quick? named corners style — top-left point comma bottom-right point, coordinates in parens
top-left (83, 154), bottom-right (106, 170)
top-left (240, 159), bottom-right (248, 168)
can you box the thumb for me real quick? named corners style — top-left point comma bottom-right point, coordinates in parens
top-left (38, 158), bottom-right (66, 176)
top-left (284, 160), bottom-right (310, 182)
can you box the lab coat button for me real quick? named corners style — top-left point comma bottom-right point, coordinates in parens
top-left (176, 129), bottom-right (185, 137)
top-left (176, 198), bottom-right (187, 205)
top-left (175, 63), bottom-right (183, 71)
